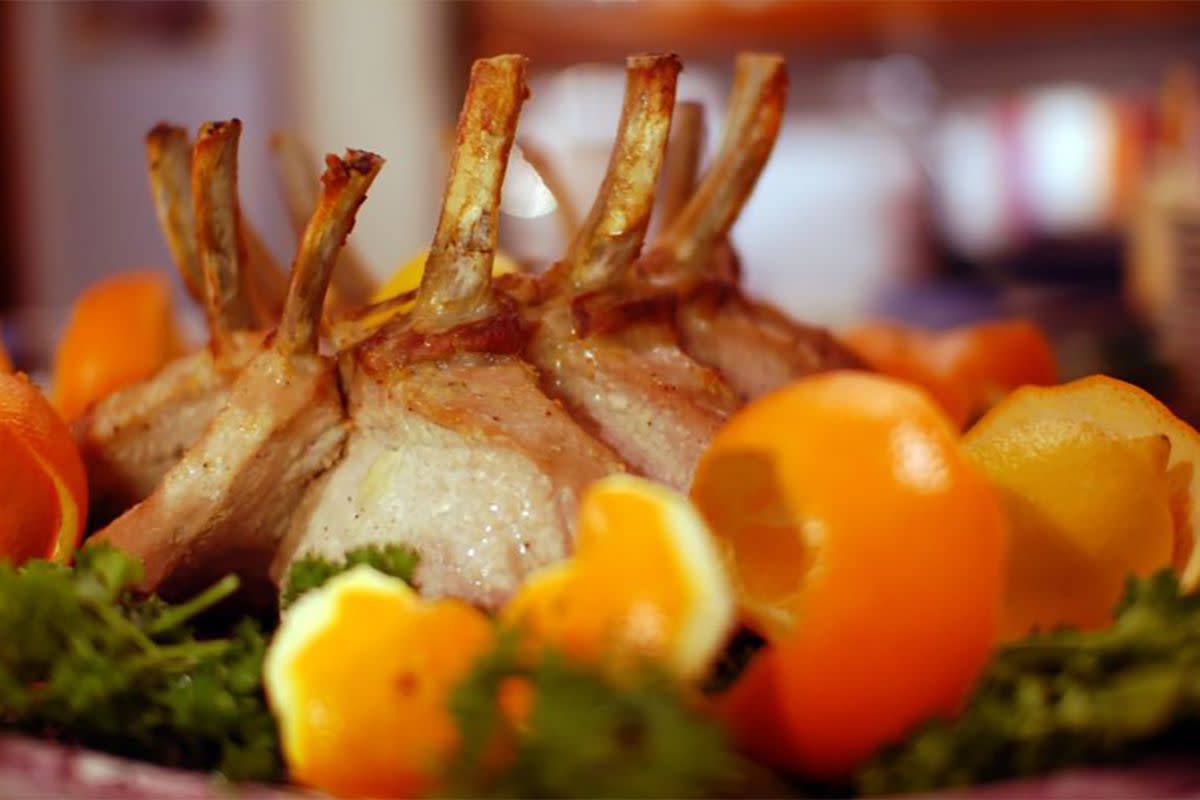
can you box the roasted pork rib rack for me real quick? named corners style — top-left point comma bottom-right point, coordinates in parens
top-left (89, 51), bottom-right (867, 612)
top-left (76, 121), bottom-right (278, 524)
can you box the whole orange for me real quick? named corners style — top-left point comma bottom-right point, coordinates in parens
top-left (53, 270), bottom-right (184, 420)
top-left (693, 372), bottom-right (1008, 780)
top-left (843, 322), bottom-right (971, 428)
top-left (932, 319), bottom-right (1057, 416)
top-left (845, 319), bottom-right (1057, 428)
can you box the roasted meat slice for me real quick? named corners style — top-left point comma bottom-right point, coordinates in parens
top-left (274, 55), bottom-right (627, 609)
top-left (92, 149), bottom-right (384, 600)
top-left (643, 53), bottom-right (864, 401)
top-left (509, 54), bottom-right (739, 492)
top-left (75, 121), bottom-right (274, 523)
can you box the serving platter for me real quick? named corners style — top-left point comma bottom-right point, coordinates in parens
top-left (1, 735), bottom-right (1197, 800)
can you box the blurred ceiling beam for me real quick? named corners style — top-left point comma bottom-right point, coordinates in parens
top-left (466, 0), bottom-right (1200, 65)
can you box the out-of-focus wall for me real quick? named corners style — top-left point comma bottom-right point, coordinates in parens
top-left (288, 0), bottom-right (453, 279)
top-left (7, 0), bottom-right (453, 313)
top-left (10, 2), bottom-right (293, 308)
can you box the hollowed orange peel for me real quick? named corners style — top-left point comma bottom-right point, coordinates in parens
top-left (0, 372), bottom-right (88, 564)
top-left (504, 474), bottom-right (736, 681)
top-left (265, 566), bottom-right (495, 798)
top-left (695, 371), bottom-right (1008, 780)
top-left (964, 374), bottom-right (1200, 638)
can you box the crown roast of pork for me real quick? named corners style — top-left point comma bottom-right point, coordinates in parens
top-left (89, 51), bottom-right (865, 610)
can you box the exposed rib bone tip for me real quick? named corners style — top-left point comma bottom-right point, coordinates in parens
top-left (345, 149), bottom-right (384, 175)
top-left (320, 150), bottom-right (385, 192)
top-left (198, 118), bottom-right (242, 139)
top-left (627, 53), bottom-right (681, 71)
top-left (561, 51), bottom-right (680, 293)
top-left (147, 122), bottom-right (186, 142)
top-left (275, 146), bottom-right (384, 355)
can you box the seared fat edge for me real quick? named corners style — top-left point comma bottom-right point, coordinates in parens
top-left (92, 149), bottom-right (385, 599)
top-left (274, 55), bottom-right (627, 610)
top-left (677, 289), bottom-right (866, 400)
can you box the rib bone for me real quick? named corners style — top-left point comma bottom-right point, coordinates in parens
top-left (651, 53), bottom-right (786, 285)
top-left (561, 54), bottom-right (680, 294)
top-left (192, 120), bottom-right (258, 351)
top-left (410, 54), bottom-right (528, 332)
top-left (269, 132), bottom-right (378, 306)
top-left (276, 151), bottom-right (385, 356)
top-left (242, 224), bottom-right (290, 325)
top-left (145, 124), bottom-right (202, 302)
top-left (658, 100), bottom-right (705, 229)
top-left (92, 150), bottom-right (382, 598)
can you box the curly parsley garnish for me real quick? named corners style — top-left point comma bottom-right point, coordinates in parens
top-left (0, 545), bottom-right (281, 781)
top-left (857, 570), bottom-right (1200, 794)
top-left (281, 543), bottom-right (419, 609)
top-left (443, 637), bottom-right (777, 798)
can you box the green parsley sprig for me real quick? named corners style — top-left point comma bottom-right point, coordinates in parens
top-left (442, 637), bottom-right (779, 798)
top-left (0, 545), bottom-right (281, 781)
top-left (280, 543), bottom-right (419, 609)
top-left (857, 570), bottom-right (1200, 794)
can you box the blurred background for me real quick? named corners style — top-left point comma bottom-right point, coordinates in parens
top-left (2, 0), bottom-right (1199, 410)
